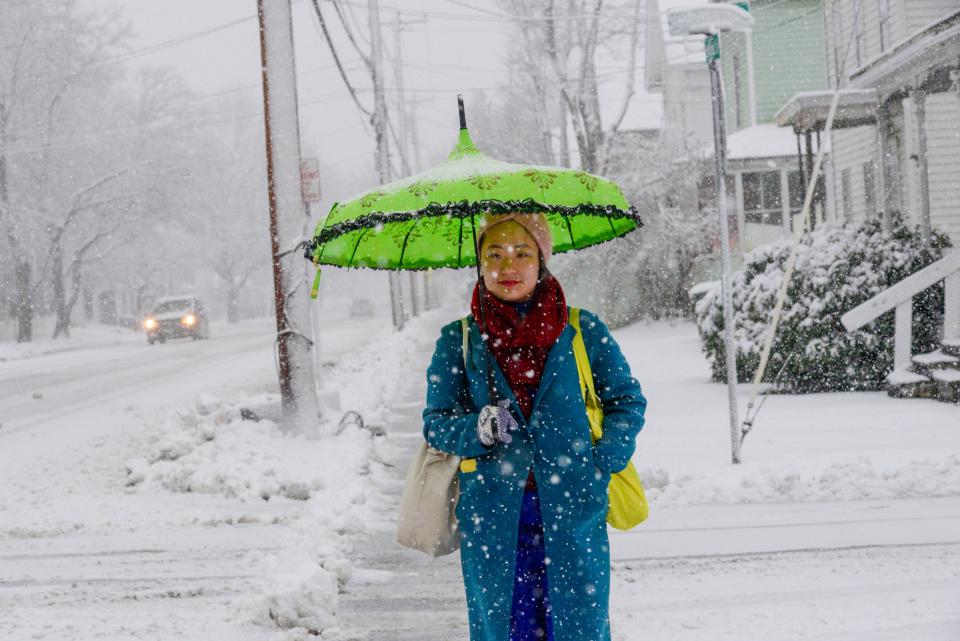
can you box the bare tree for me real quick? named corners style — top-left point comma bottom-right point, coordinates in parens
top-left (0, 0), bottom-right (131, 340)
top-left (496, 0), bottom-right (643, 173)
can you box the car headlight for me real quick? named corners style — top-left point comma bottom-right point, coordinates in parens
top-left (182, 314), bottom-right (196, 326)
top-left (144, 318), bottom-right (157, 330)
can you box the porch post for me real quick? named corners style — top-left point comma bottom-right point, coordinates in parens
top-left (945, 270), bottom-right (960, 343)
top-left (804, 131), bottom-right (816, 231)
top-left (795, 131), bottom-right (807, 228)
top-left (894, 300), bottom-right (912, 373)
top-left (779, 168), bottom-right (790, 233)
top-left (913, 88), bottom-right (932, 245)
top-left (734, 171), bottom-right (746, 251)
top-left (875, 101), bottom-right (890, 232)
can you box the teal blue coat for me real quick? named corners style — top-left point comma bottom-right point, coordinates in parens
top-left (422, 308), bottom-right (647, 641)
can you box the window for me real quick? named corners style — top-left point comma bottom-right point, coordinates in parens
top-left (863, 162), bottom-right (876, 215)
top-left (841, 168), bottom-right (853, 220)
top-left (743, 171), bottom-right (783, 226)
top-left (879, 0), bottom-right (891, 52)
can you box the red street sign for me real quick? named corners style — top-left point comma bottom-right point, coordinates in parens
top-left (301, 158), bottom-right (321, 203)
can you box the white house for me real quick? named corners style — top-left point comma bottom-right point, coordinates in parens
top-left (781, 2), bottom-right (960, 244)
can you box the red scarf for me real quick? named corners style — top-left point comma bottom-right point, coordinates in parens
top-left (470, 275), bottom-right (568, 420)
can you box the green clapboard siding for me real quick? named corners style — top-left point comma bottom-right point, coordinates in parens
top-left (720, 0), bottom-right (828, 132)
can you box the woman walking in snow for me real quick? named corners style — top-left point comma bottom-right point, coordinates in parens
top-left (422, 212), bottom-right (647, 641)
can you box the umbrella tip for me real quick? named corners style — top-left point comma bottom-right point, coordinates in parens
top-left (457, 94), bottom-right (467, 129)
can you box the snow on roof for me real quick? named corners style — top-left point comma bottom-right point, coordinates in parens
top-left (659, 0), bottom-right (710, 65)
top-left (775, 89), bottom-right (878, 132)
top-left (702, 124), bottom-right (823, 160)
top-left (666, 3), bottom-right (753, 37)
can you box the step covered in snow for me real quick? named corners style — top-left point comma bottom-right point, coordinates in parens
top-left (931, 368), bottom-right (960, 404)
top-left (912, 350), bottom-right (959, 366)
top-left (886, 369), bottom-right (937, 400)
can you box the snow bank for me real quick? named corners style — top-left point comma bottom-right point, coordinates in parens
top-left (125, 393), bottom-right (389, 637)
top-left (639, 454), bottom-right (960, 507)
top-left (125, 308), bottom-right (446, 639)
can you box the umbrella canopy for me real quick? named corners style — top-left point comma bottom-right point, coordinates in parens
top-left (303, 104), bottom-right (643, 271)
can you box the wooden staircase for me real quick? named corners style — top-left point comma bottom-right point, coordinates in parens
top-left (842, 250), bottom-right (960, 404)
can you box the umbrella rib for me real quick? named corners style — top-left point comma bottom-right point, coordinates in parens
top-left (457, 214), bottom-right (465, 268)
top-left (562, 212), bottom-right (578, 250)
top-left (606, 214), bottom-right (618, 238)
top-left (397, 218), bottom-right (420, 270)
top-left (347, 227), bottom-right (372, 269)
top-left (469, 213), bottom-right (478, 268)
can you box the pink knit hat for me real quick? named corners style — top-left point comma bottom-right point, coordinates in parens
top-left (475, 213), bottom-right (553, 264)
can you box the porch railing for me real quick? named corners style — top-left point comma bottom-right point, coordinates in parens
top-left (841, 249), bottom-right (960, 375)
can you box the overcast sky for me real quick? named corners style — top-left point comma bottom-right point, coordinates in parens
top-left (79, 1), bottom-right (660, 188)
top-left (77, 0), bottom-right (660, 308)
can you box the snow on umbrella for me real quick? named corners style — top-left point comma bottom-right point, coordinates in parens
top-left (303, 97), bottom-right (644, 273)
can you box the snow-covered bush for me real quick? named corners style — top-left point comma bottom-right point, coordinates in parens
top-left (693, 215), bottom-right (951, 392)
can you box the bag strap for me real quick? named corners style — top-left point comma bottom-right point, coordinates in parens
top-left (461, 317), bottom-right (469, 369)
top-left (570, 308), bottom-right (601, 411)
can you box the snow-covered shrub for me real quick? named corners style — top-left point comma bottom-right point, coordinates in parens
top-left (693, 215), bottom-right (951, 392)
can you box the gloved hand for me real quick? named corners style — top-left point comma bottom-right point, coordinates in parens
top-left (477, 399), bottom-right (518, 447)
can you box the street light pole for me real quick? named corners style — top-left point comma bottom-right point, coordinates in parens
top-left (707, 50), bottom-right (742, 464)
top-left (668, 4), bottom-right (752, 464)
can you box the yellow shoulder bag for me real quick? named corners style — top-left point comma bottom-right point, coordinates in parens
top-left (570, 308), bottom-right (649, 530)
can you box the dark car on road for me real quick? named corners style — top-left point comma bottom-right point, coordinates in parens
top-left (143, 296), bottom-right (210, 344)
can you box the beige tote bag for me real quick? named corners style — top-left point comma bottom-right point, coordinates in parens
top-left (395, 444), bottom-right (461, 556)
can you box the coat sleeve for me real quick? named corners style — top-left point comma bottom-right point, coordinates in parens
top-left (580, 310), bottom-right (647, 473)
top-left (422, 320), bottom-right (493, 458)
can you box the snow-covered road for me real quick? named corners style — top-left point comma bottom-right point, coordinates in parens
top-left (0, 314), bottom-right (385, 641)
top-left (1, 323), bottom-right (270, 434)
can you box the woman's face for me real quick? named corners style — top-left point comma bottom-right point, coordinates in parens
top-left (479, 220), bottom-right (541, 302)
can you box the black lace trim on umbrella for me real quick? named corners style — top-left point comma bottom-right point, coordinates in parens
top-left (310, 220), bottom-right (641, 271)
top-left (302, 198), bottom-right (643, 261)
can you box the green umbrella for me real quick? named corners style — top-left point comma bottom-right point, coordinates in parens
top-left (303, 98), bottom-right (643, 275)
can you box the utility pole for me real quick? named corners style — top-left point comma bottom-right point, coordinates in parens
top-left (393, 14), bottom-right (412, 177)
top-left (368, 0), bottom-right (405, 330)
top-left (257, 0), bottom-right (320, 437)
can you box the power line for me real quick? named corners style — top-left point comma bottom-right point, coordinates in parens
top-left (0, 90), bottom-right (360, 157)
